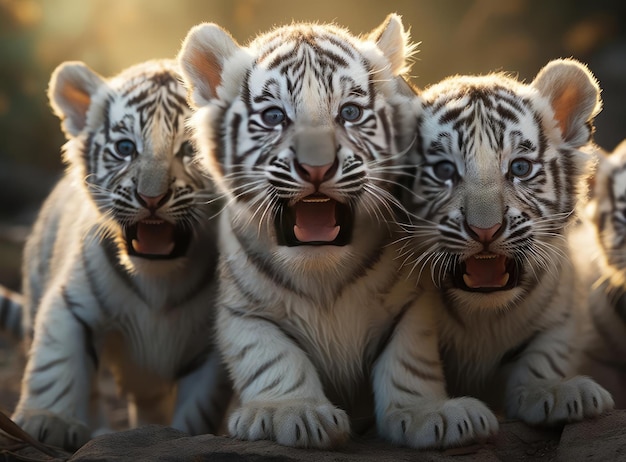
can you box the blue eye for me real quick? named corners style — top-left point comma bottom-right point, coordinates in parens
top-left (510, 158), bottom-right (533, 178)
top-left (114, 139), bottom-right (136, 158)
top-left (433, 161), bottom-right (456, 181)
top-left (261, 107), bottom-right (286, 127)
top-left (340, 103), bottom-right (362, 122)
top-left (178, 140), bottom-right (195, 158)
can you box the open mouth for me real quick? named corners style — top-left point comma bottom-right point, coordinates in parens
top-left (275, 195), bottom-right (353, 246)
top-left (124, 219), bottom-right (192, 260)
top-left (453, 252), bottom-right (519, 292)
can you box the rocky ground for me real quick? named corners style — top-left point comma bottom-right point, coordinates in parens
top-left (1, 344), bottom-right (625, 462)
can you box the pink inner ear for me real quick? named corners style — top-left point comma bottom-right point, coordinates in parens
top-left (61, 82), bottom-right (91, 116)
top-left (551, 85), bottom-right (579, 135)
top-left (190, 50), bottom-right (222, 98)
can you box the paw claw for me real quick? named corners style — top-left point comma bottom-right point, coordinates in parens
top-left (229, 400), bottom-right (349, 449)
top-left (507, 376), bottom-right (614, 425)
top-left (12, 409), bottom-right (90, 451)
top-left (379, 397), bottom-right (498, 449)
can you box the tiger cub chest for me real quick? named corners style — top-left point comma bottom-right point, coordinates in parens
top-left (278, 277), bottom-right (412, 389)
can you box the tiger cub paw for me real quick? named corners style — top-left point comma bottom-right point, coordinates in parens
top-left (228, 399), bottom-right (350, 449)
top-left (12, 409), bottom-right (90, 451)
top-left (506, 376), bottom-right (615, 425)
top-left (379, 397), bottom-right (499, 449)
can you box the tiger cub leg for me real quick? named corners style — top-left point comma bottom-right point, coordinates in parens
top-left (504, 325), bottom-right (614, 424)
top-left (171, 350), bottom-right (233, 435)
top-left (374, 291), bottom-right (498, 449)
top-left (219, 307), bottom-right (350, 449)
top-left (12, 288), bottom-right (96, 450)
top-left (103, 338), bottom-right (175, 428)
top-left (127, 388), bottom-right (175, 428)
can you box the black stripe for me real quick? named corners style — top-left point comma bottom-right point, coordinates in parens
top-left (282, 370), bottom-right (306, 396)
top-left (231, 224), bottom-right (304, 297)
top-left (29, 357), bottom-right (68, 375)
top-left (62, 286), bottom-right (99, 369)
top-left (538, 351), bottom-right (566, 378)
top-left (256, 376), bottom-right (282, 396)
top-left (391, 378), bottom-right (422, 397)
top-left (222, 258), bottom-right (268, 308)
top-left (400, 358), bottom-right (443, 382)
top-left (239, 352), bottom-right (286, 394)
top-left (528, 365), bottom-right (546, 379)
top-left (339, 235), bottom-right (390, 298)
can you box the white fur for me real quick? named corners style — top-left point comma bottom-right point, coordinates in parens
top-left (12, 60), bottom-right (230, 451)
top-left (179, 15), bottom-right (497, 450)
top-left (575, 141), bottom-right (626, 409)
top-left (402, 59), bottom-right (613, 427)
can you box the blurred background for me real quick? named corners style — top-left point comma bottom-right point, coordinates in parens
top-left (0, 0), bottom-right (625, 290)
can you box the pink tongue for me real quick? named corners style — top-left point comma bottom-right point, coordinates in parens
top-left (293, 199), bottom-right (340, 242)
top-left (463, 254), bottom-right (509, 288)
top-left (132, 222), bottom-right (176, 255)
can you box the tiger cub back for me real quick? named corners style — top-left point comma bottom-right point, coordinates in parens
top-left (399, 59), bottom-right (614, 424)
top-left (178, 15), bottom-right (498, 450)
top-left (12, 59), bottom-right (230, 451)
top-left (575, 140), bottom-right (626, 408)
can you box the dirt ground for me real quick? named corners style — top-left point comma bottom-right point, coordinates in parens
top-left (0, 338), bottom-right (22, 417)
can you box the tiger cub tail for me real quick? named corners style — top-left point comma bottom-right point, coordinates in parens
top-left (0, 285), bottom-right (23, 342)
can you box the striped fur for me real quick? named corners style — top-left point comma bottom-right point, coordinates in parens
top-left (178, 15), bottom-right (498, 450)
top-left (0, 285), bottom-right (23, 342)
top-left (575, 141), bottom-right (626, 408)
top-left (399, 59), bottom-right (614, 425)
top-left (11, 60), bottom-right (231, 451)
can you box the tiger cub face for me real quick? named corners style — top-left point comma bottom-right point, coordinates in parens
top-left (178, 16), bottom-right (415, 267)
top-left (588, 141), bottom-right (626, 285)
top-left (402, 59), bottom-right (601, 311)
top-left (49, 60), bottom-right (212, 270)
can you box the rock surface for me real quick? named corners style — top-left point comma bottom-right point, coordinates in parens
top-left (3, 411), bottom-right (625, 462)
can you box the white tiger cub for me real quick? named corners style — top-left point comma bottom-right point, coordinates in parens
top-left (398, 59), bottom-right (614, 425)
top-left (574, 141), bottom-right (626, 408)
top-left (178, 15), bottom-right (498, 450)
top-left (11, 60), bottom-right (231, 450)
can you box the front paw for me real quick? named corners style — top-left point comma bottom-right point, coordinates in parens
top-left (228, 399), bottom-right (350, 449)
top-left (506, 376), bottom-right (614, 425)
top-left (12, 409), bottom-right (90, 451)
top-left (379, 397), bottom-right (499, 449)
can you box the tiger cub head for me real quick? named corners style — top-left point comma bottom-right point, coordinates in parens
top-left (587, 141), bottom-right (626, 287)
top-left (48, 60), bottom-right (215, 271)
top-left (402, 59), bottom-right (601, 311)
top-left (177, 15), bottom-right (416, 264)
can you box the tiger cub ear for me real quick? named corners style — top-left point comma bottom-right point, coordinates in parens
top-left (531, 58), bottom-right (602, 148)
top-left (367, 13), bottom-right (416, 76)
top-left (177, 23), bottom-right (242, 108)
top-left (48, 61), bottom-right (104, 138)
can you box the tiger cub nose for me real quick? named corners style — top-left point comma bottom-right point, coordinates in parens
top-left (468, 223), bottom-right (502, 244)
top-left (137, 192), bottom-right (169, 210)
top-left (295, 159), bottom-right (339, 188)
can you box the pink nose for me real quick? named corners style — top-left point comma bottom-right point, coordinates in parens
top-left (138, 192), bottom-right (166, 210)
top-left (469, 223), bottom-right (501, 244)
top-left (297, 161), bottom-right (337, 187)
